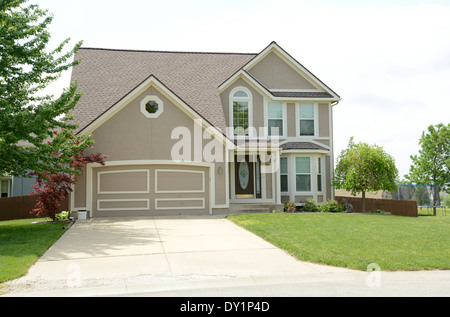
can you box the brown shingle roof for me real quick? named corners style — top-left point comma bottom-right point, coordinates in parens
top-left (281, 142), bottom-right (328, 151)
top-left (270, 91), bottom-right (334, 98)
top-left (70, 48), bottom-right (257, 133)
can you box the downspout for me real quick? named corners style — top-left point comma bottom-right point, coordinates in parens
top-left (330, 100), bottom-right (340, 200)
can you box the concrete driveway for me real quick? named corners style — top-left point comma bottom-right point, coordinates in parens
top-left (3, 216), bottom-right (449, 297)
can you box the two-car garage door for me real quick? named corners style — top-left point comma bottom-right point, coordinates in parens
top-left (91, 165), bottom-right (209, 216)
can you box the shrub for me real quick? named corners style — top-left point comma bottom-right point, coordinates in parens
top-left (284, 201), bottom-right (296, 213)
top-left (55, 211), bottom-right (70, 220)
top-left (321, 200), bottom-right (343, 212)
top-left (303, 198), bottom-right (320, 212)
top-left (47, 211), bottom-right (69, 222)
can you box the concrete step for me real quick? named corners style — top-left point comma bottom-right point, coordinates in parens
top-left (232, 208), bottom-right (271, 214)
top-left (229, 203), bottom-right (283, 214)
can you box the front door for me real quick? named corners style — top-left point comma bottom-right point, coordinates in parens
top-left (235, 155), bottom-right (254, 198)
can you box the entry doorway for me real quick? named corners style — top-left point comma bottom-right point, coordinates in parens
top-left (234, 155), bottom-right (261, 199)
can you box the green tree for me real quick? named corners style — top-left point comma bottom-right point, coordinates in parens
top-left (443, 195), bottom-right (450, 209)
top-left (333, 137), bottom-right (399, 212)
top-left (405, 123), bottom-right (450, 215)
top-left (0, 0), bottom-right (82, 176)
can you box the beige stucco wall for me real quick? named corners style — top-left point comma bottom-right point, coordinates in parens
top-left (247, 51), bottom-right (317, 90)
top-left (286, 102), bottom-right (296, 137)
top-left (73, 167), bottom-right (86, 209)
top-left (318, 103), bottom-right (330, 138)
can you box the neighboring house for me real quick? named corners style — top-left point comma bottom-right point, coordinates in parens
top-left (0, 176), bottom-right (12, 198)
top-left (335, 189), bottom-right (392, 200)
top-left (69, 41), bottom-right (341, 217)
top-left (0, 175), bottom-right (36, 198)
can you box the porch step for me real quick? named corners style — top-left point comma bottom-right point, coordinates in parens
top-left (229, 203), bottom-right (283, 214)
top-left (232, 208), bottom-right (271, 214)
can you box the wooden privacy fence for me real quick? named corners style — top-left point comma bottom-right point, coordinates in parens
top-left (335, 196), bottom-right (418, 217)
top-left (0, 195), bottom-right (69, 221)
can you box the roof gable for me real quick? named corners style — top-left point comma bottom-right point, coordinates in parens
top-left (247, 51), bottom-right (318, 90)
top-left (218, 42), bottom-right (340, 101)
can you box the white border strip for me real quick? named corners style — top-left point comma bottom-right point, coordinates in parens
top-left (155, 169), bottom-right (205, 193)
top-left (155, 198), bottom-right (205, 210)
top-left (97, 199), bottom-right (150, 211)
top-left (97, 169), bottom-right (150, 194)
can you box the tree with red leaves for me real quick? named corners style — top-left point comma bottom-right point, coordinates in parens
top-left (30, 128), bottom-right (107, 221)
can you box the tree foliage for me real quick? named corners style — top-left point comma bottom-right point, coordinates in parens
top-left (333, 137), bottom-right (399, 212)
top-left (30, 129), bottom-right (107, 220)
top-left (0, 0), bottom-right (82, 176)
top-left (405, 123), bottom-right (450, 188)
top-left (404, 123), bottom-right (450, 215)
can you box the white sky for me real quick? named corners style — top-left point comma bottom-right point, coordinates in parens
top-left (36, 0), bottom-right (450, 179)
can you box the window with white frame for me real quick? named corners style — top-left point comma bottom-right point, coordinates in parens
top-left (1, 178), bottom-right (12, 198)
top-left (295, 157), bottom-right (311, 192)
top-left (317, 157), bottom-right (322, 192)
top-left (267, 102), bottom-right (284, 137)
top-left (299, 103), bottom-right (315, 136)
top-left (140, 95), bottom-right (164, 118)
top-left (231, 88), bottom-right (252, 136)
top-left (280, 157), bottom-right (288, 192)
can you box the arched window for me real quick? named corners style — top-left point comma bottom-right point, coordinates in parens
top-left (230, 87), bottom-right (252, 136)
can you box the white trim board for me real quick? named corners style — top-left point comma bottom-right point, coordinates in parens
top-left (97, 169), bottom-right (150, 194)
top-left (155, 169), bottom-right (205, 193)
top-left (97, 199), bottom-right (150, 211)
top-left (155, 198), bottom-right (206, 210)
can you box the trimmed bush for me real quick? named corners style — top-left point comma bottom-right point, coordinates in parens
top-left (320, 199), bottom-right (343, 212)
top-left (303, 198), bottom-right (320, 212)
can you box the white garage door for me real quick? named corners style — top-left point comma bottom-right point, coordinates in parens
top-left (92, 165), bottom-right (210, 216)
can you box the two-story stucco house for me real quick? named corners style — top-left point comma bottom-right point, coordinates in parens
top-left (69, 42), bottom-right (341, 217)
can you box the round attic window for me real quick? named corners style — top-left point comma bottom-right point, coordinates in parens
top-left (140, 95), bottom-right (164, 118)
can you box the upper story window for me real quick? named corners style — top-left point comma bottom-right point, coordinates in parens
top-left (230, 87), bottom-right (252, 137)
top-left (298, 102), bottom-right (315, 136)
top-left (140, 95), bottom-right (164, 119)
top-left (267, 102), bottom-right (284, 137)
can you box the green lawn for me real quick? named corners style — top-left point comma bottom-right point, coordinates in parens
top-left (0, 218), bottom-right (67, 284)
top-left (228, 212), bottom-right (450, 271)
